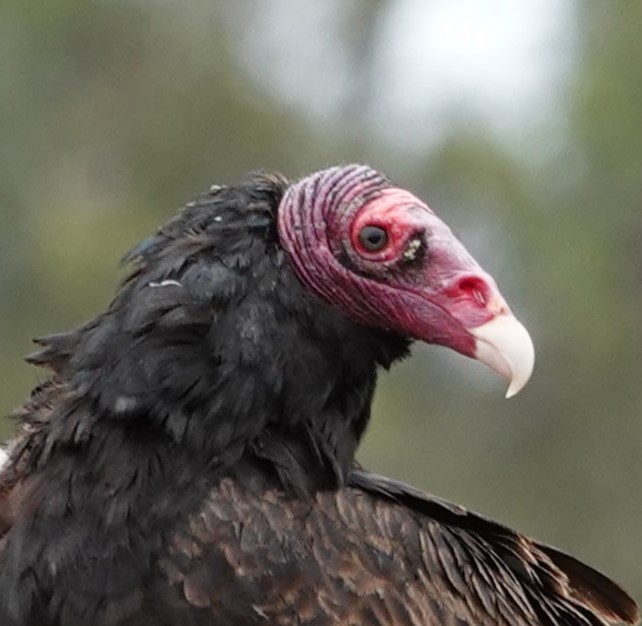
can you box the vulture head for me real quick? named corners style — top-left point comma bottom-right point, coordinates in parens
top-left (278, 164), bottom-right (534, 398)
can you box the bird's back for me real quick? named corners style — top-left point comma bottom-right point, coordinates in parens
top-left (149, 469), bottom-right (637, 626)
top-left (1, 451), bottom-right (638, 626)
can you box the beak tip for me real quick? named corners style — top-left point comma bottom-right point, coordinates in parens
top-left (505, 385), bottom-right (520, 400)
top-left (470, 314), bottom-right (535, 398)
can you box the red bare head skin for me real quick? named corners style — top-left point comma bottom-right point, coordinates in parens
top-left (277, 165), bottom-right (534, 396)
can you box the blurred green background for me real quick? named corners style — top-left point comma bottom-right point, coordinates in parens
top-left (1, 0), bottom-right (640, 602)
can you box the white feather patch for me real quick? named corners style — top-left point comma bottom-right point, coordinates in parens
top-left (0, 446), bottom-right (8, 470)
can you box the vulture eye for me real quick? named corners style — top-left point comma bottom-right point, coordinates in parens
top-left (358, 225), bottom-right (388, 252)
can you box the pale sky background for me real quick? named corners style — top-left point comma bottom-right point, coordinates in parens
top-left (232, 0), bottom-right (575, 148)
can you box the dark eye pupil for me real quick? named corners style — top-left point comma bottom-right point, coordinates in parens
top-left (359, 225), bottom-right (388, 251)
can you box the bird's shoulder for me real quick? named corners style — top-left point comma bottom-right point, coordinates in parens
top-left (161, 469), bottom-right (638, 626)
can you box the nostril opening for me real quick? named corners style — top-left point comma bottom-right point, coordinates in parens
top-left (455, 276), bottom-right (489, 307)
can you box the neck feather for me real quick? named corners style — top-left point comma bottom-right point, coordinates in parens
top-left (15, 177), bottom-right (409, 493)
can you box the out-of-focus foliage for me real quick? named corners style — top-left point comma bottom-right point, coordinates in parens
top-left (1, 0), bottom-right (640, 602)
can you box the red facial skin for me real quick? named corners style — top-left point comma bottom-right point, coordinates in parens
top-left (278, 165), bottom-right (508, 358)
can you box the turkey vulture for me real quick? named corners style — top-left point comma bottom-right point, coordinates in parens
top-left (0, 165), bottom-right (637, 626)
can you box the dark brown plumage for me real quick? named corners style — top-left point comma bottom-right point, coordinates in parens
top-left (158, 470), bottom-right (637, 626)
top-left (0, 166), bottom-right (637, 625)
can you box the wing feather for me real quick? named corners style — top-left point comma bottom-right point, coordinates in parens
top-left (161, 470), bottom-right (638, 626)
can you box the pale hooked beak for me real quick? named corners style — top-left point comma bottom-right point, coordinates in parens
top-left (470, 314), bottom-right (535, 398)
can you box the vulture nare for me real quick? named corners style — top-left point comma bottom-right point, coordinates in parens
top-left (0, 165), bottom-right (637, 626)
